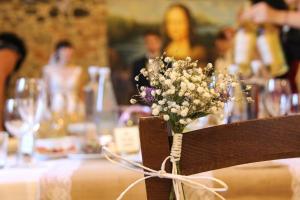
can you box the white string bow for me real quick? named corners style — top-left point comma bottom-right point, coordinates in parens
top-left (103, 133), bottom-right (228, 200)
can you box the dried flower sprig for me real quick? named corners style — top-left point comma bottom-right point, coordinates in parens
top-left (131, 56), bottom-right (240, 133)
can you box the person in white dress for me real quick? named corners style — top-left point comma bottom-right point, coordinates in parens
top-left (43, 40), bottom-right (82, 128)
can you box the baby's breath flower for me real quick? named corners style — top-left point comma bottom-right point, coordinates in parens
top-left (130, 99), bottom-right (137, 104)
top-left (158, 100), bottom-right (166, 105)
top-left (164, 57), bottom-right (172, 63)
top-left (152, 108), bottom-right (160, 116)
top-left (163, 115), bottom-right (170, 121)
top-left (210, 106), bottom-right (218, 114)
top-left (151, 90), bottom-right (156, 96)
top-left (141, 91), bottom-right (146, 97)
top-left (134, 76), bottom-right (139, 81)
top-left (179, 119), bottom-right (187, 125)
top-left (173, 62), bottom-right (179, 68)
top-left (197, 87), bottom-right (203, 93)
top-left (180, 108), bottom-right (189, 117)
top-left (164, 79), bottom-right (172, 86)
top-left (130, 56), bottom-right (242, 133)
top-left (171, 108), bottom-right (177, 113)
top-left (188, 83), bottom-right (195, 91)
top-left (207, 63), bottom-right (213, 69)
top-left (193, 99), bottom-right (200, 105)
top-left (180, 82), bottom-right (187, 91)
top-left (186, 118), bottom-right (192, 123)
top-left (182, 101), bottom-right (189, 106)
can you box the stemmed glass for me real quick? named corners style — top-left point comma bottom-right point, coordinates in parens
top-left (15, 78), bottom-right (45, 133)
top-left (4, 99), bottom-right (30, 166)
top-left (263, 79), bottom-right (291, 117)
top-left (4, 78), bottom-right (45, 166)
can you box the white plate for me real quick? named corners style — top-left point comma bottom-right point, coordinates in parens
top-left (35, 152), bottom-right (67, 160)
top-left (67, 153), bottom-right (105, 160)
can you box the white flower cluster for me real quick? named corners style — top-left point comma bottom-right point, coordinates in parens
top-left (131, 56), bottom-right (238, 133)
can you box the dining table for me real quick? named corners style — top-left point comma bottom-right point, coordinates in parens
top-left (0, 143), bottom-right (299, 200)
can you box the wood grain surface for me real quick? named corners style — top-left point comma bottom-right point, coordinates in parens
top-left (139, 115), bottom-right (300, 200)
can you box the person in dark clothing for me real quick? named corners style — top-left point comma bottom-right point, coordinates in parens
top-left (242, 0), bottom-right (300, 92)
top-left (131, 30), bottom-right (162, 89)
top-left (0, 32), bottom-right (26, 130)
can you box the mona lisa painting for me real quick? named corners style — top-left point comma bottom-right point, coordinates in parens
top-left (163, 4), bottom-right (206, 62)
top-left (108, 0), bottom-right (246, 66)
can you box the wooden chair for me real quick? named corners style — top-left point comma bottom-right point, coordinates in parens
top-left (139, 115), bottom-right (300, 200)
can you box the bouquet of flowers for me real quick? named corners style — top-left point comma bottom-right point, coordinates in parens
top-left (130, 55), bottom-right (243, 200)
top-left (131, 56), bottom-right (239, 133)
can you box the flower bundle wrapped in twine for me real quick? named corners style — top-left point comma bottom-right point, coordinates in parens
top-left (105, 55), bottom-right (247, 200)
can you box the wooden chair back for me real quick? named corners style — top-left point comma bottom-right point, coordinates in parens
top-left (139, 115), bottom-right (300, 200)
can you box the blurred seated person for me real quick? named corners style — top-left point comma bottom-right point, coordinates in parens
top-left (214, 27), bottom-right (235, 74)
top-left (241, 0), bottom-right (300, 91)
top-left (0, 33), bottom-right (26, 130)
top-left (162, 3), bottom-right (207, 63)
top-left (43, 40), bottom-right (82, 117)
top-left (132, 30), bottom-right (162, 88)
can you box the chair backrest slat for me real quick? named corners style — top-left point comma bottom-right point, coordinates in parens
top-left (139, 115), bottom-right (300, 200)
top-left (139, 117), bottom-right (172, 200)
top-left (181, 115), bottom-right (300, 174)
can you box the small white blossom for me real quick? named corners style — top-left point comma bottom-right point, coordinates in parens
top-left (164, 79), bottom-right (172, 86)
top-left (210, 106), bottom-right (217, 113)
top-left (188, 83), bottom-right (195, 91)
top-left (130, 99), bottom-right (137, 104)
top-left (163, 115), bottom-right (170, 121)
top-left (179, 119), bottom-right (187, 125)
top-left (171, 108), bottom-right (177, 113)
top-left (180, 82), bottom-right (187, 91)
top-left (156, 89), bottom-right (161, 95)
top-left (134, 76), bottom-right (139, 81)
top-left (151, 90), bottom-right (156, 96)
top-left (141, 91), bottom-right (146, 97)
top-left (173, 62), bottom-right (179, 68)
top-left (186, 118), bottom-right (192, 123)
top-left (158, 100), bottom-right (166, 105)
top-left (186, 57), bottom-right (191, 62)
top-left (197, 87), bottom-right (203, 94)
top-left (180, 108), bottom-right (189, 117)
top-left (193, 99), bottom-right (200, 105)
top-left (207, 63), bottom-right (213, 69)
top-left (164, 57), bottom-right (172, 63)
top-left (182, 101), bottom-right (189, 106)
top-left (152, 108), bottom-right (160, 116)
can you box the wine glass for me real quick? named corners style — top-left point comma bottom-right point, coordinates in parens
top-left (15, 78), bottom-right (45, 132)
top-left (263, 79), bottom-right (291, 117)
top-left (4, 99), bottom-right (30, 166)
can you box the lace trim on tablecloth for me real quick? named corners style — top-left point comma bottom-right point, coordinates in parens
top-left (183, 171), bottom-right (215, 200)
top-left (39, 160), bottom-right (81, 200)
top-left (275, 159), bottom-right (300, 200)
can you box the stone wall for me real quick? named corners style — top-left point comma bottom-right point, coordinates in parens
top-left (0, 0), bottom-right (107, 94)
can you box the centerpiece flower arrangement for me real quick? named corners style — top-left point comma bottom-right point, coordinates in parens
top-left (130, 55), bottom-right (244, 200)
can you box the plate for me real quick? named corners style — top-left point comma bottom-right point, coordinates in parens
top-left (67, 153), bottom-right (105, 160)
top-left (35, 152), bottom-right (67, 160)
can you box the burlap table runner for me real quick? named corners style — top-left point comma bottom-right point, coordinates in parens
top-left (70, 159), bottom-right (295, 200)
